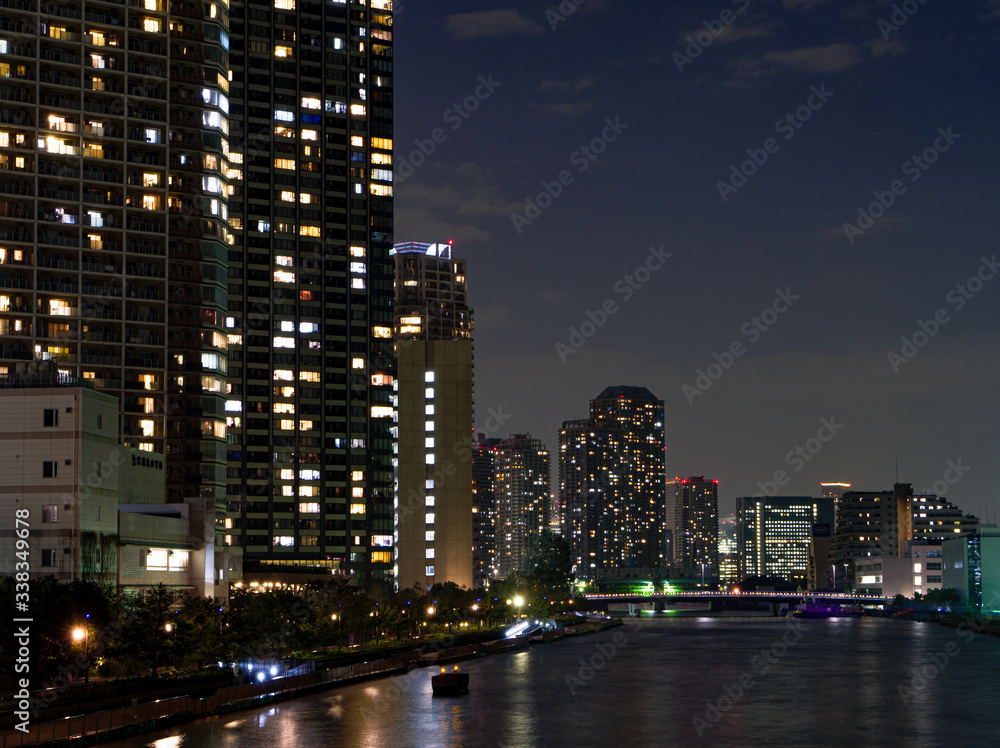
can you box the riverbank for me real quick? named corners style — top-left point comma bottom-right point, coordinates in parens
top-left (2, 619), bottom-right (622, 748)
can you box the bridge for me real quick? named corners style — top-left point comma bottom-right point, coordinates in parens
top-left (585, 591), bottom-right (890, 616)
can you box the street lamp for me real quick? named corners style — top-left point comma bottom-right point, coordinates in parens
top-left (72, 616), bottom-right (90, 685)
top-left (513, 595), bottom-right (524, 619)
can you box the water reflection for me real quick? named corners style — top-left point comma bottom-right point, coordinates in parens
top-left (106, 618), bottom-right (1000, 748)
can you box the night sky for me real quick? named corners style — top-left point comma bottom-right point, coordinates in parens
top-left (394, 0), bottom-right (1000, 518)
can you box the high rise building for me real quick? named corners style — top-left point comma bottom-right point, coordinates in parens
top-left (558, 418), bottom-right (591, 577)
top-left (820, 481), bottom-right (851, 525)
top-left (0, 0), bottom-right (235, 596)
top-left (736, 496), bottom-right (834, 582)
top-left (670, 476), bottom-right (719, 579)
top-left (558, 387), bottom-right (665, 579)
top-left (392, 241), bottom-right (473, 591)
top-left (718, 514), bottom-right (738, 586)
top-left (224, 1), bottom-right (395, 588)
top-left (471, 434), bottom-right (501, 584)
top-left (495, 433), bottom-right (550, 578)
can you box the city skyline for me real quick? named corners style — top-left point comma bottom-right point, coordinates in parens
top-left (394, 0), bottom-right (1000, 520)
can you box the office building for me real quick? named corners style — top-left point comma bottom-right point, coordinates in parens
top-left (820, 482), bottom-right (851, 525)
top-left (718, 514), bottom-right (738, 586)
top-left (224, 0), bottom-right (395, 587)
top-left (494, 434), bottom-right (550, 578)
top-left (393, 241), bottom-right (473, 590)
top-left (559, 387), bottom-right (665, 579)
top-left (855, 541), bottom-right (943, 598)
top-left (736, 496), bottom-right (833, 582)
top-left (670, 476), bottom-right (719, 579)
top-left (0, 0), bottom-right (237, 595)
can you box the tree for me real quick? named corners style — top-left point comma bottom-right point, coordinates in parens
top-left (121, 583), bottom-right (178, 676)
top-left (527, 530), bottom-right (572, 589)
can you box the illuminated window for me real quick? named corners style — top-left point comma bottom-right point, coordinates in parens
top-left (273, 270), bottom-right (295, 283)
top-left (299, 503), bottom-right (320, 513)
top-left (49, 299), bottom-right (72, 316)
top-left (372, 551), bottom-right (392, 563)
top-left (143, 18), bottom-right (161, 33)
top-left (371, 137), bottom-right (393, 150)
top-left (273, 337), bottom-right (295, 348)
top-left (352, 278), bottom-right (365, 289)
top-left (352, 487), bottom-right (364, 498)
top-left (350, 262), bottom-right (367, 274)
top-left (370, 184), bottom-right (392, 197)
top-left (301, 129), bottom-right (318, 141)
top-left (373, 326), bottom-right (391, 339)
top-left (371, 405), bottom-right (393, 418)
top-left (141, 194), bottom-right (160, 210)
top-left (351, 358), bottom-right (365, 369)
top-left (371, 153), bottom-right (392, 165)
top-left (275, 0), bottom-right (294, 7)
top-left (350, 104), bottom-right (366, 116)
top-left (273, 369), bottom-right (294, 381)
top-left (350, 246), bottom-right (365, 257)
top-left (299, 226), bottom-right (320, 237)
top-left (274, 45), bottom-right (293, 58)
top-left (279, 469), bottom-right (295, 480)
top-left (349, 504), bottom-right (366, 515)
top-left (274, 110), bottom-right (294, 122)
top-left (277, 419), bottom-right (295, 430)
top-left (279, 191), bottom-right (295, 202)
top-left (274, 158), bottom-right (295, 170)
top-left (300, 371), bottom-right (320, 382)
top-left (142, 172), bottom-right (159, 187)
top-left (301, 97), bottom-right (321, 110)
top-left (273, 403), bottom-right (295, 414)
top-left (139, 419), bottom-right (155, 437)
top-left (273, 536), bottom-right (295, 547)
top-left (299, 193), bottom-right (316, 204)
top-left (299, 420), bottom-right (314, 431)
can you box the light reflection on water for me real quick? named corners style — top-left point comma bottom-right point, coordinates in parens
top-left (106, 617), bottom-right (1000, 748)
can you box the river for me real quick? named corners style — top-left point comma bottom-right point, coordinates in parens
top-left (105, 614), bottom-right (1000, 747)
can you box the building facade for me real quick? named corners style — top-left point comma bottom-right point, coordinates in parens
top-left (471, 434), bottom-right (501, 584)
top-left (718, 514), bottom-right (738, 586)
top-left (494, 433), bottom-right (550, 578)
top-left (559, 387), bottom-right (665, 579)
top-left (670, 476), bottom-right (719, 579)
top-left (224, 0), bottom-right (395, 587)
top-left (0, 382), bottom-right (212, 596)
top-left (392, 241), bottom-right (473, 590)
top-left (0, 0), bottom-right (233, 595)
top-left (736, 496), bottom-right (833, 582)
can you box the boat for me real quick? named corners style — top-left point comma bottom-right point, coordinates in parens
top-left (790, 602), bottom-right (860, 618)
top-left (431, 665), bottom-right (469, 696)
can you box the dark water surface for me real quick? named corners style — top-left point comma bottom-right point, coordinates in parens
top-left (106, 615), bottom-right (1000, 747)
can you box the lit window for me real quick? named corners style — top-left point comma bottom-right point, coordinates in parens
top-left (373, 326), bottom-right (391, 339)
top-left (301, 97), bottom-right (321, 110)
top-left (371, 405), bottom-right (393, 418)
top-left (273, 270), bottom-right (295, 283)
top-left (49, 299), bottom-right (72, 316)
top-left (274, 0), bottom-right (294, 7)
top-left (274, 110), bottom-right (294, 122)
top-left (273, 337), bottom-right (295, 348)
top-left (299, 225), bottom-right (321, 237)
top-left (351, 358), bottom-right (365, 369)
top-left (350, 246), bottom-right (365, 257)
top-left (301, 129), bottom-right (318, 141)
top-left (300, 371), bottom-right (320, 382)
top-left (425, 421), bottom-right (434, 432)
top-left (280, 469), bottom-right (295, 480)
top-left (351, 104), bottom-right (366, 116)
top-left (352, 278), bottom-right (365, 289)
top-left (299, 322), bottom-right (319, 333)
top-left (142, 172), bottom-right (159, 187)
top-left (143, 18), bottom-right (161, 33)
top-left (275, 45), bottom-right (293, 58)
top-left (350, 262), bottom-right (367, 274)
top-left (273, 403), bottom-right (295, 414)
top-left (425, 371), bottom-right (435, 383)
top-left (426, 566), bottom-right (435, 576)
top-left (139, 419), bottom-right (155, 437)
top-left (425, 437), bottom-right (435, 449)
top-left (350, 503), bottom-right (366, 515)
top-left (274, 370), bottom-right (294, 381)
top-left (352, 486), bottom-right (364, 498)
top-left (426, 513), bottom-right (435, 525)
top-left (274, 158), bottom-right (295, 170)
top-left (370, 184), bottom-right (392, 197)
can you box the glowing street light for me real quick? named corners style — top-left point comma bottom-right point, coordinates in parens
top-left (72, 615), bottom-right (90, 685)
top-left (513, 595), bottom-right (524, 619)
